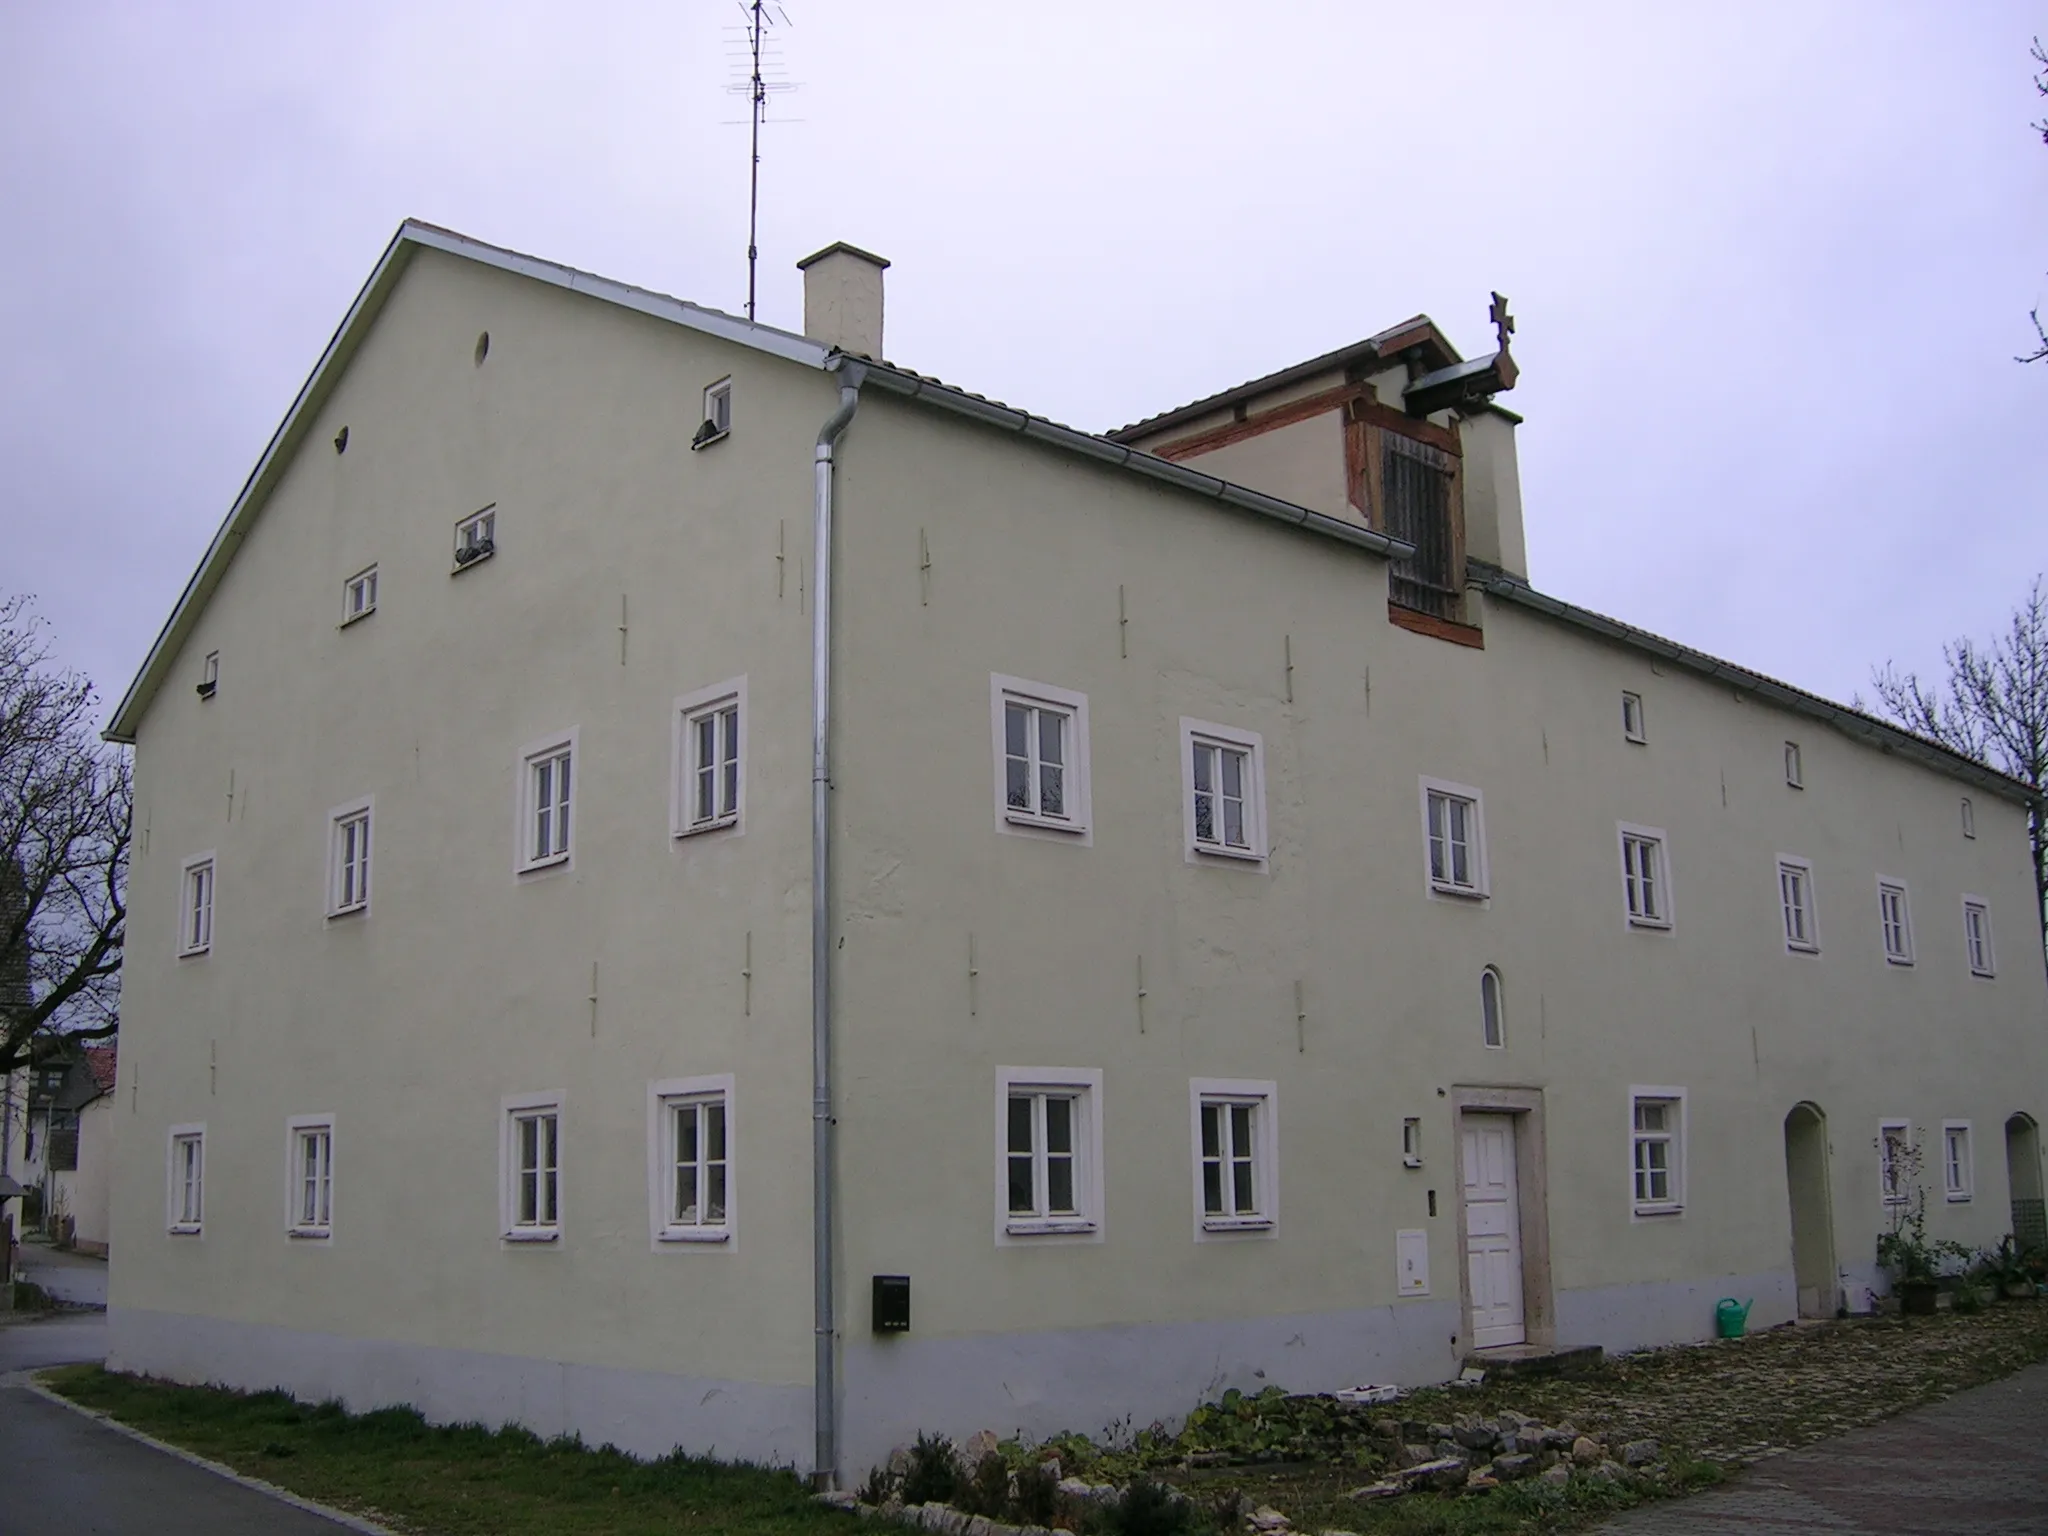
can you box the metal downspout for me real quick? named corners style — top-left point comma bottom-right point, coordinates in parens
top-left (812, 362), bottom-right (863, 1489)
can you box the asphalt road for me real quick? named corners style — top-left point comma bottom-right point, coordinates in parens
top-left (0, 1314), bottom-right (357, 1535)
top-left (1597, 1357), bottom-right (2048, 1534)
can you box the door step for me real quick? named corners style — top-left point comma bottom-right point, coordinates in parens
top-left (1460, 1343), bottom-right (1604, 1381)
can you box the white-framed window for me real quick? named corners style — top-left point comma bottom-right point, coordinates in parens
top-left (1480, 966), bottom-right (1505, 1048)
top-left (287, 1115), bottom-right (334, 1237)
top-left (673, 679), bottom-right (745, 838)
top-left (1963, 897), bottom-right (1995, 977)
top-left (1961, 798), bottom-right (1975, 839)
top-left (1419, 778), bottom-right (1488, 897)
top-left (501, 1092), bottom-right (562, 1241)
top-left (693, 377), bottom-right (733, 449)
top-left (518, 732), bottom-right (576, 872)
top-left (1621, 691), bottom-right (1646, 744)
top-left (1180, 718), bottom-right (1266, 863)
top-left (178, 853), bottom-right (216, 957)
top-left (1783, 741), bottom-right (1803, 788)
top-left (1401, 1117), bottom-right (1423, 1168)
top-left (997, 1067), bottom-right (1104, 1243)
top-left (167, 1123), bottom-right (205, 1233)
top-left (1617, 822), bottom-right (1671, 929)
top-left (1942, 1120), bottom-right (1973, 1202)
top-left (342, 565), bottom-right (378, 626)
top-left (648, 1076), bottom-right (734, 1246)
top-left (1878, 1119), bottom-right (1911, 1205)
top-left (454, 506), bottom-right (497, 570)
top-left (1630, 1089), bottom-right (1685, 1216)
top-left (1190, 1078), bottom-right (1278, 1237)
top-left (991, 675), bottom-right (1090, 841)
top-left (1876, 878), bottom-right (1912, 965)
top-left (326, 798), bottom-right (373, 917)
top-left (198, 650), bottom-right (219, 698)
top-left (1777, 856), bottom-right (1818, 953)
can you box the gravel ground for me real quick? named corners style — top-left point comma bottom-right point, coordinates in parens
top-left (1136, 1303), bottom-right (2048, 1533)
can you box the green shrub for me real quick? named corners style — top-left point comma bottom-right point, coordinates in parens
top-left (901, 1432), bottom-right (960, 1507)
top-left (1011, 1461), bottom-right (1060, 1526)
top-left (1107, 1479), bottom-right (1190, 1536)
top-left (956, 1452), bottom-right (1011, 1517)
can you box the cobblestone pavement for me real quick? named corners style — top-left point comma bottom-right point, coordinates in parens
top-left (1595, 1359), bottom-right (2048, 1534)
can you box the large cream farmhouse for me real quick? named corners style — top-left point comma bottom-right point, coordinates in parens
top-left (103, 223), bottom-right (2048, 1484)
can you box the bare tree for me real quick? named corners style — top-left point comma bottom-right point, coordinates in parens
top-left (1866, 578), bottom-right (2048, 959)
top-left (2025, 37), bottom-right (2048, 364)
top-left (0, 595), bottom-right (130, 1077)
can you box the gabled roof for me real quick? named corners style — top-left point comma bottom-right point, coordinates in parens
top-left (1107, 316), bottom-right (1521, 444)
top-left (103, 222), bottom-right (835, 744)
top-left (106, 223), bottom-right (1402, 742)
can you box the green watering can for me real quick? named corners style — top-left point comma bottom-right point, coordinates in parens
top-left (1715, 1297), bottom-right (1753, 1338)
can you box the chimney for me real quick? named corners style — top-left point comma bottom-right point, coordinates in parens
top-left (797, 242), bottom-right (890, 358)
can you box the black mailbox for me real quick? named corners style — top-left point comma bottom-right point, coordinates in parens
top-left (872, 1274), bottom-right (910, 1333)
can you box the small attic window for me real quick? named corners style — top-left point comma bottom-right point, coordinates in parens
top-left (1621, 691), bottom-right (1646, 744)
top-left (1783, 741), bottom-right (1803, 789)
top-left (474, 332), bottom-right (490, 366)
top-left (454, 507), bottom-right (497, 571)
top-left (1961, 798), bottom-right (1975, 839)
top-left (693, 379), bottom-right (733, 450)
top-left (197, 651), bottom-right (219, 700)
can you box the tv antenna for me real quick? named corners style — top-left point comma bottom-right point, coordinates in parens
top-left (725, 1), bottom-right (797, 322)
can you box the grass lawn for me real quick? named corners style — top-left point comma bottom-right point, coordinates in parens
top-left (37, 1304), bottom-right (2048, 1536)
top-left (40, 1364), bottom-right (847, 1536)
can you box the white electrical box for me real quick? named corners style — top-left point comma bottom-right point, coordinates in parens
top-left (1396, 1228), bottom-right (1430, 1296)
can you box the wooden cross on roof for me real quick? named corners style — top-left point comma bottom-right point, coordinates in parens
top-left (1489, 292), bottom-right (1515, 355)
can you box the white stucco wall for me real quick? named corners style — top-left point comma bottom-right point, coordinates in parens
top-left (105, 245), bottom-right (2048, 1483)
top-left (110, 248), bottom-right (839, 1461)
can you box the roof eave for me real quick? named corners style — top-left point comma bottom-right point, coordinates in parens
top-left (1476, 565), bottom-right (2037, 805)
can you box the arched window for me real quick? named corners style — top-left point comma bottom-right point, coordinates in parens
top-left (1480, 967), bottom-right (1505, 1048)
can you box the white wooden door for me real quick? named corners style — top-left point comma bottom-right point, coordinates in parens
top-left (1462, 1113), bottom-right (1525, 1349)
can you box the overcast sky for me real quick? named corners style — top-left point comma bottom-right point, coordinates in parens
top-left (3, 2), bottom-right (2044, 726)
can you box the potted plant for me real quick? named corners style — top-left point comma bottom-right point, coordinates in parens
top-left (1874, 1134), bottom-right (1967, 1315)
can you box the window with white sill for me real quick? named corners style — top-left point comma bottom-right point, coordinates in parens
top-left (1191, 1079), bottom-right (1277, 1236)
top-left (1182, 719), bottom-right (1266, 863)
top-left (997, 1068), bottom-right (1102, 1241)
top-left (1778, 857), bottom-right (1818, 953)
top-left (675, 680), bottom-right (745, 837)
top-left (342, 565), bottom-right (378, 625)
top-left (288, 1117), bottom-right (333, 1236)
top-left (1877, 878), bottom-right (1912, 966)
top-left (1630, 1092), bottom-right (1684, 1215)
top-left (991, 676), bottom-right (1090, 839)
top-left (1618, 824), bottom-right (1670, 928)
top-left (1480, 966), bottom-right (1506, 1048)
top-left (167, 1124), bottom-right (205, 1233)
top-left (1963, 898), bottom-right (1995, 977)
top-left (651, 1077), bottom-right (733, 1244)
top-left (520, 735), bottom-right (575, 871)
top-left (1420, 779), bottom-right (1487, 896)
top-left (1879, 1119), bottom-right (1911, 1206)
top-left (1943, 1121), bottom-right (1973, 1202)
top-left (179, 854), bottom-right (215, 956)
top-left (328, 799), bottom-right (372, 917)
top-left (454, 507), bottom-right (496, 569)
top-left (503, 1094), bottom-right (562, 1240)
top-left (1621, 691), bottom-right (1646, 744)
top-left (1783, 741), bottom-right (1804, 789)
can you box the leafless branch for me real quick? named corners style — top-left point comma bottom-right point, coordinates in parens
top-left (1866, 577), bottom-right (2048, 962)
top-left (0, 594), bottom-right (131, 1075)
